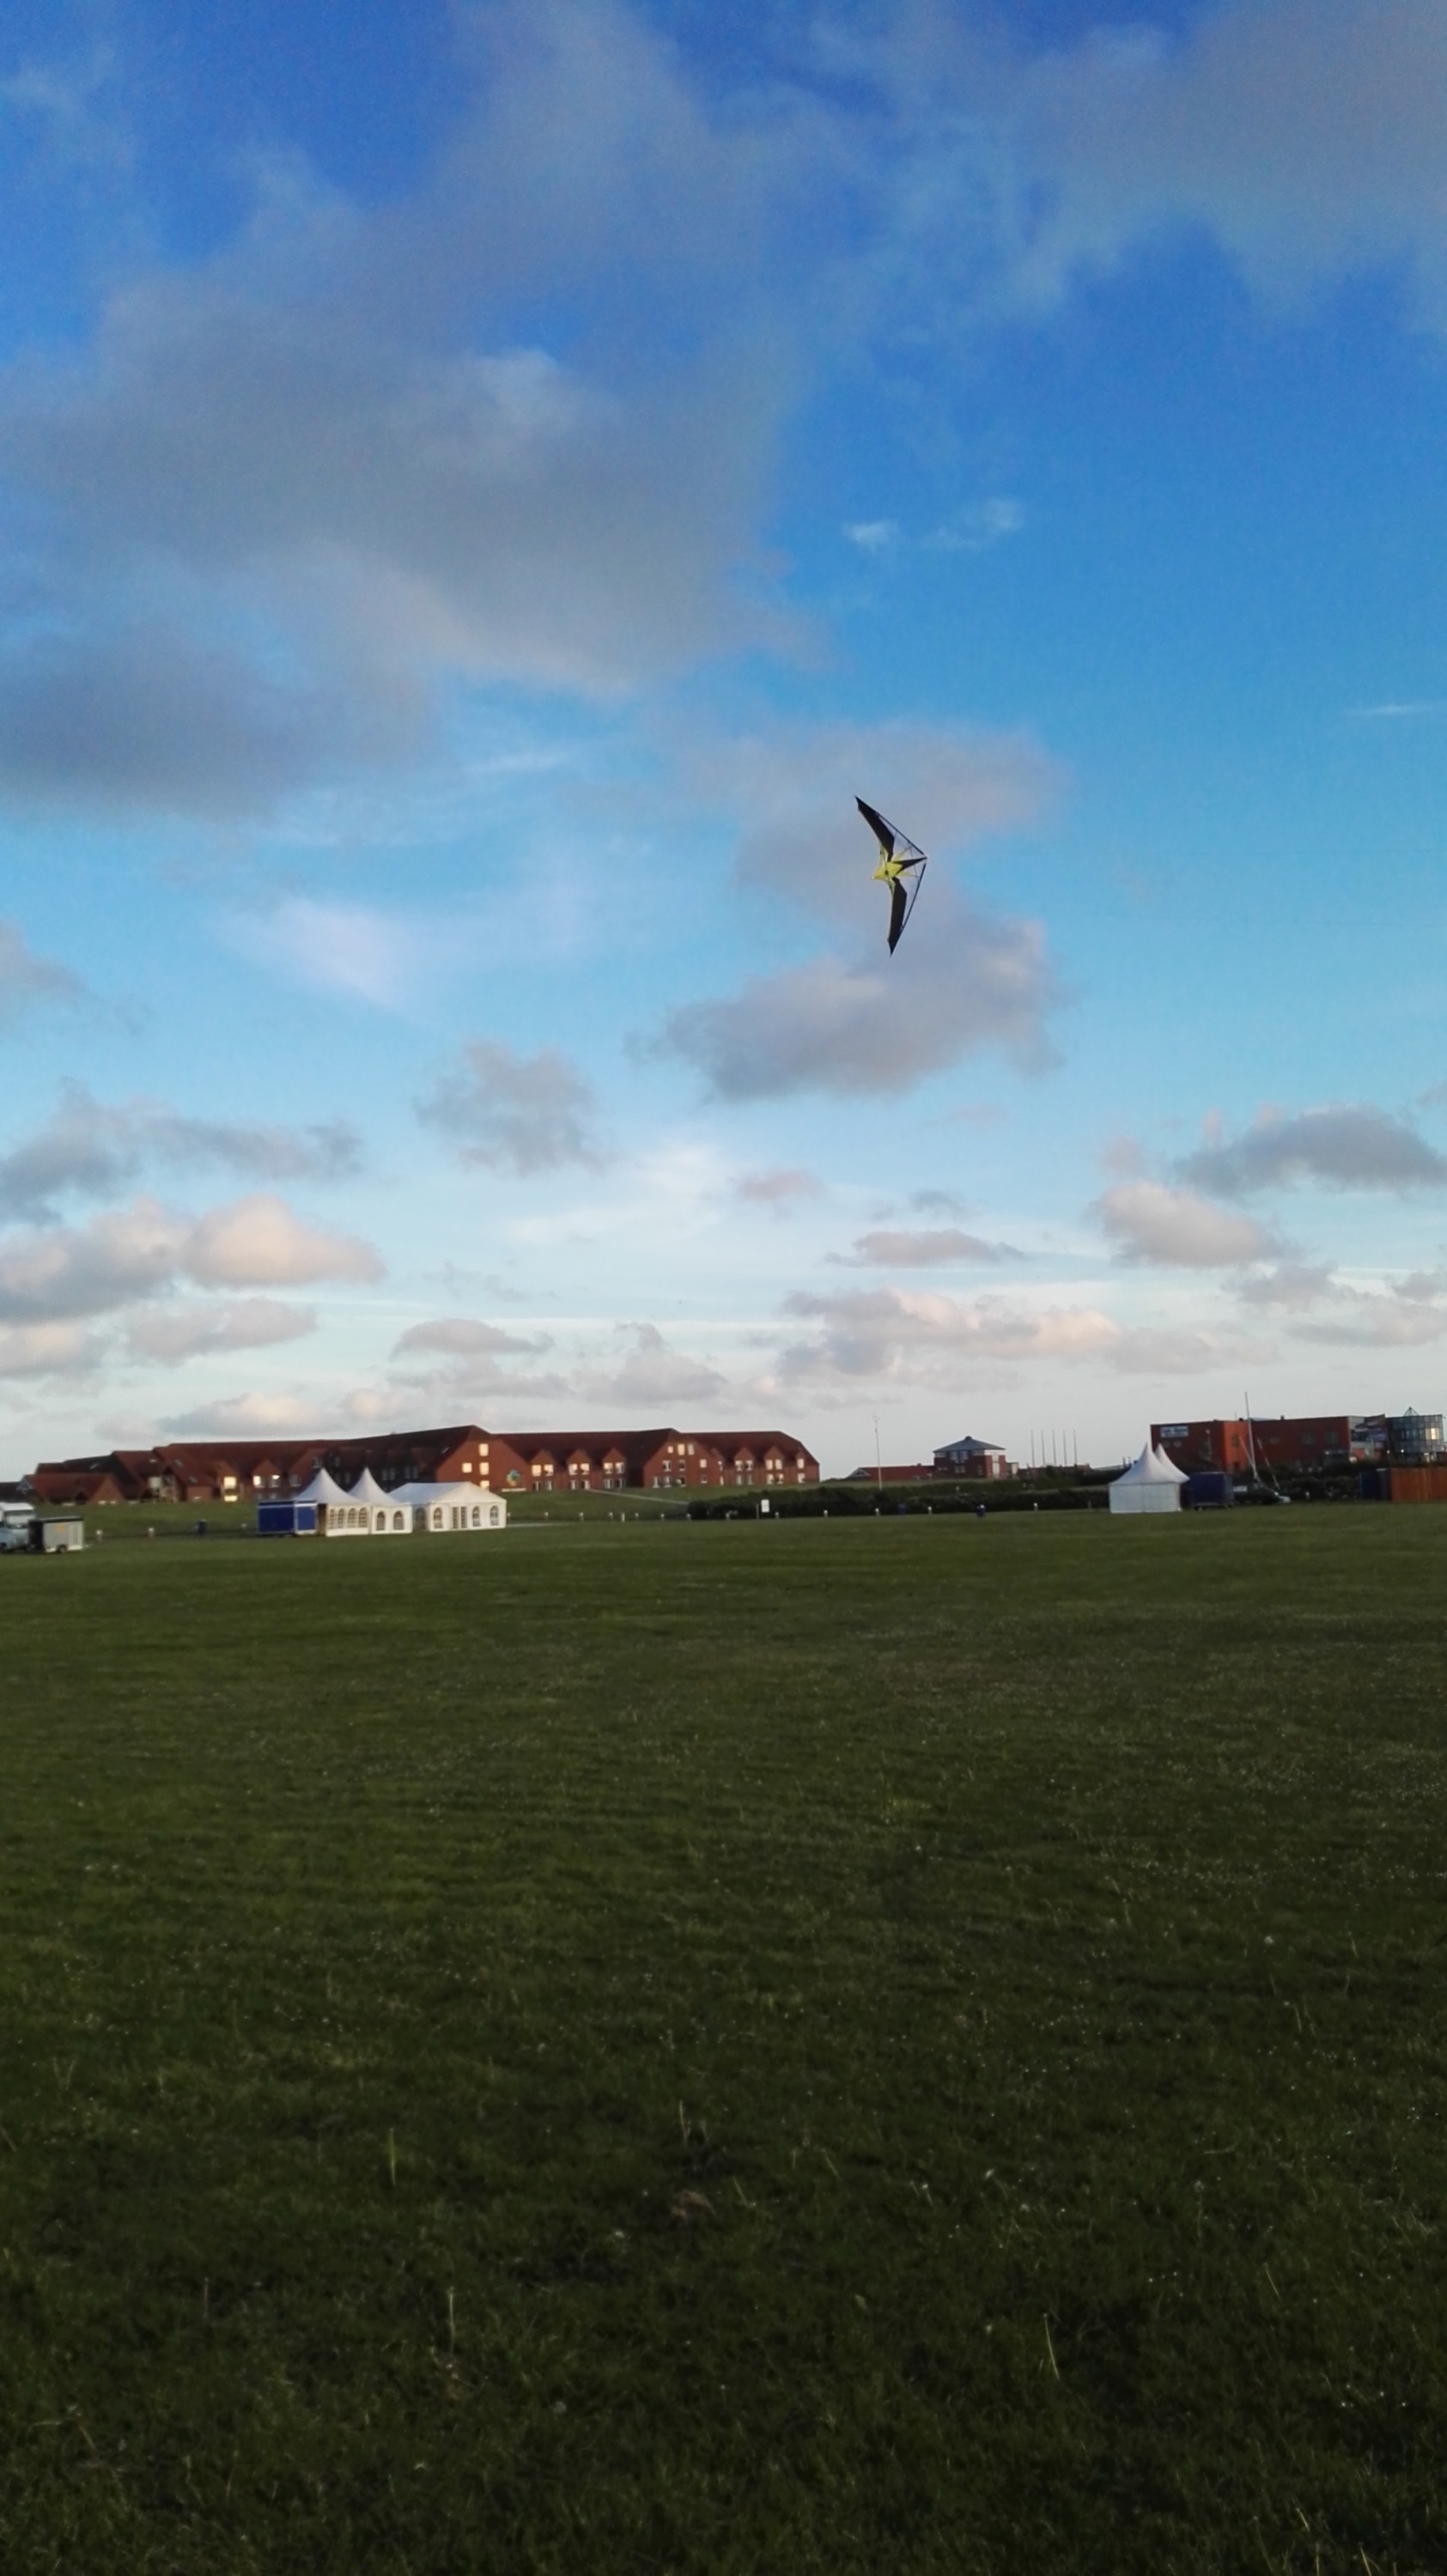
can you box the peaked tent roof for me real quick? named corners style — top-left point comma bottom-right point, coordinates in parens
top-left (295, 1466), bottom-right (351, 1506)
top-left (1112, 1437), bottom-right (1189, 1488)
top-left (349, 1467), bottom-right (392, 1507)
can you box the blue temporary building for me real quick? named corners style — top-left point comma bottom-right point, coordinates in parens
top-left (258, 1499), bottom-right (319, 1537)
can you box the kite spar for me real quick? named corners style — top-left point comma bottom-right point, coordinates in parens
top-left (856, 798), bottom-right (929, 953)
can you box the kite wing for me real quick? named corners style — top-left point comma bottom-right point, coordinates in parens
top-left (856, 797), bottom-right (929, 952)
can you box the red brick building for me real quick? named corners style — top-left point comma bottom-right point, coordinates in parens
top-left (1150, 1415), bottom-right (1438, 1476)
top-left (1151, 1419), bottom-right (1261, 1476)
top-left (30, 1424), bottom-right (819, 1504)
top-left (933, 1435), bottom-right (1012, 1479)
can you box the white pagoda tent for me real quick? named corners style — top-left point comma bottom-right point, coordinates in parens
top-left (293, 1465), bottom-right (353, 1535)
top-left (347, 1467), bottom-right (412, 1536)
top-left (1109, 1437), bottom-right (1189, 1516)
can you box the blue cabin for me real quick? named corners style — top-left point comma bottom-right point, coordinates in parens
top-left (257, 1499), bottom-right (319, 1538)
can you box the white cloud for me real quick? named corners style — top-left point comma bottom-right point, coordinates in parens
top-left (1351, 699), bottom-right (1447, 720)
top-left (659, 714), bottom-right (1058, 1097)
top-left (0, 1191), bottom-right (381, 1321)
top-left (733, 1166), bottom-right (823, 1211)
top-left (662, 892), bottom-right (1054, 1099)
top-left (831, 1227), bottom-right (1012, 1267)
top-left (0, 1320), bottom-right (101, 1380)
top-left (187, 1195), bottom-right (381, 1288)
top-left (0, 0), bottom-right (829, 819)
top-left (0, 0), bottom-right (1443, 833)
top-left (125, 1298), bottom-right (317, 1364)
top-left (1237, 1261), bottom-right (1338, 1310)
top-left (1098, 1179), bottom-right (1276, 1267)
top-left (1233, 1258), bottom-right (1447, 1346)
top-left (924, 497), bottom-right (1024, 552)
top-left (161, 1390), bottom-right (326, 1437)
top-left (0, 1199), bottom-right (185, 1321)
top-left (227, 899), bottom-right (436, 1009)
top-left (697, 716), bottom-right (1059, 933)
top-left (845, 501), bottom-right (1024, 556)
top-left (780, 1285), bottom-right (1122, 1383)
top-left (1297, 1285), bottom-right (1447, 1346)
top-left (418, 1038), bottom-right (605, 1173)
top-left (573, 1321), bottom-right (726, 1406)
top-left (1006, 0), bottom-right (1447, 326)
top-left (0, 1081), bottom-right (359, 1221)
top-left (0, 920), bottom-right (83, 1029)
top-left (1180, 1104), bottom-right (1447, 1196)
top-left (392, 1316), bottom-right (547, 1361)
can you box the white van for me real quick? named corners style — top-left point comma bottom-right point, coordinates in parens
top-left (0, 1503), bottom-right (37, 1552)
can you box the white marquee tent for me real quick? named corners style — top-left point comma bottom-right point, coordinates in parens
top-left (1109, 1438), bottom-right (1189, 1516)
top-left (347, 1467), bottom-right (412, 1536)
top-left (392, 1480), bottom-right (508, 1534)
top-left (293, 1466), bottom-right (356, 1536)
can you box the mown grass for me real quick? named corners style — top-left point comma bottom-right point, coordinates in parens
top-left (0, 1510), bottom-right (1444, 2574)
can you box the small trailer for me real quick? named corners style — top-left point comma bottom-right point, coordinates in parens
top-left (38, 1515), bottom-right (85, 1552)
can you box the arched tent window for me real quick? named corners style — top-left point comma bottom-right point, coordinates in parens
top-left (374, 1510), bottom-right (387, 1530)
top-left (489, 1504), bottom-right (500, 1525)
top-left (392, 1511), bottom-right (405, 1530)
top-left (432, 1506), bottom-right (443, 1528)
top-left (471, 1504), bottom-right (480, 1525)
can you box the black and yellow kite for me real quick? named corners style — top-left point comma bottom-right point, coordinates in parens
top-left (857, 798), bottom-right (929, 953)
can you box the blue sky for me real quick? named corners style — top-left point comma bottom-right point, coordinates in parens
top-left (4, 0), bottom-right (1447, 1476)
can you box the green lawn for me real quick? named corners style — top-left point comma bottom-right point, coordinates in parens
top-left (76, 1485), bottom-right (723, 1539)
top-left (0, 1511), bottom-right (1444, 2573)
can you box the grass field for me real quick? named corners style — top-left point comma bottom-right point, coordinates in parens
top-left (1, 1511), bottom-right (1444, 2574)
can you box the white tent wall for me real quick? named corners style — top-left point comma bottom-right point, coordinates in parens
top-left (392, 1481), bottom-right (508, 1534)
top-left (1109, 1439), bottom-right (1189, 1517)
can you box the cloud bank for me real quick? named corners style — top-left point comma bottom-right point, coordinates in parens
top-left (0, 1193), bottom-right (381, 1324)
top-left (1181, 1104), bottom-right (1447, 1196)
top-left (1098, 1179), bottom-right (1275, 1267)
top-left (418, 1038), bottom-right (605, 1174)
top-left (0, 1083), bottom-right (360, 1223)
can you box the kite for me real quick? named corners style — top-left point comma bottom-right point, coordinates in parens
top-left (857, 798), bottom-right (929, 953)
